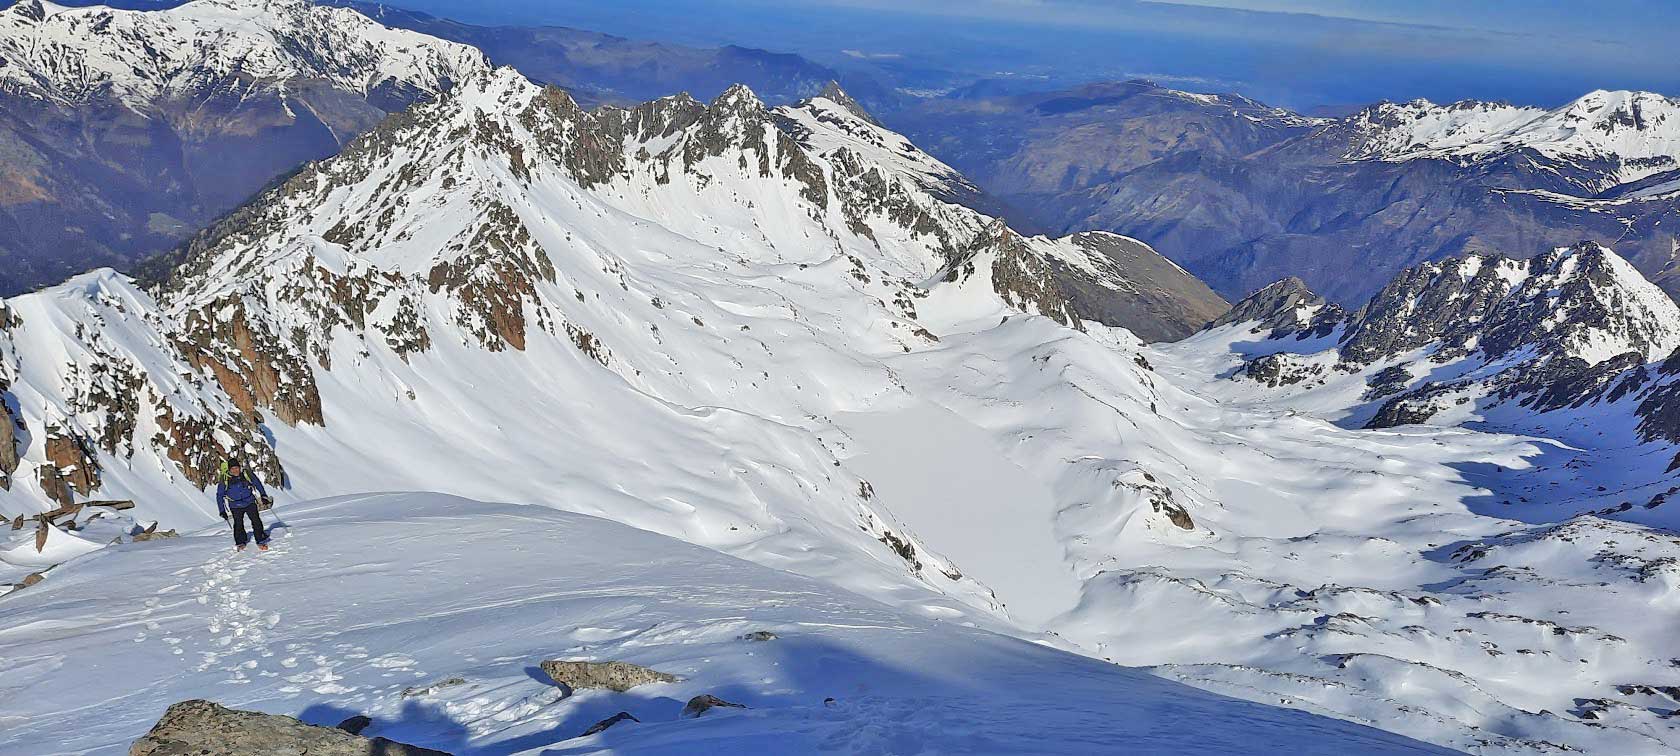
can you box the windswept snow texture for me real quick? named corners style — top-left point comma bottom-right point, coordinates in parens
top-left (0, 493), bottom-right (1445, 755)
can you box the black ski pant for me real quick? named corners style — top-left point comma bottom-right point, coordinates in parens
top-left (230, 505), bottom-right (269, 547)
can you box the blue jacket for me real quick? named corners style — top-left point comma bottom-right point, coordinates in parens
top-left (216, 471), bottom-right (269, 516)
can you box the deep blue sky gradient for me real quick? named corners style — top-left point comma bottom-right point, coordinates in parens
top-left (377, 0), bottom-right (1679, 110)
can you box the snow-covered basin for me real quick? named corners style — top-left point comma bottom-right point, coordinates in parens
top-left (0, 493), bottom-right (1445, 754)
top-left (837, 403), bottom-right (1081, 629)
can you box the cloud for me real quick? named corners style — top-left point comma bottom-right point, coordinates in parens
top-left (841, 49), bottom-right (904, 60)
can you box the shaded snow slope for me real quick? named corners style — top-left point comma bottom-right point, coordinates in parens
top-left (0, 493), bottom-right (1446, 755)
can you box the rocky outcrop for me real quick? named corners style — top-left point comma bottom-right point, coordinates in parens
top-left (132, 528), bottom-right (178, 542)
top-left (177, 300), bottom-right (323, 427)
top-left (1216, 245), bottom-right (1680, 441)
top-left (0, 390), bottom-right (18, 490)
top-left (539, 660), bottom-right (678, 693)
top-left (36, 426), bottom-right (101, 506)
top-left (129, 699), bottom-right (449, 756)
top-left (1242, 353), bottom-right (1324, 388)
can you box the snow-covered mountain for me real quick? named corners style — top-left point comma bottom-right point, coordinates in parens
top-left (0, 0), bottom-right (483, 106)
top-left (0, 55), bottom-right (1223, 609)
top-left (0, 0), bottom-right (491, 295)
top-left (1346, 91), bottom-right (1680, 191)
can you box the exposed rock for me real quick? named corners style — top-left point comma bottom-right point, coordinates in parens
top-left (1639, 379), bottom-right (1680, 444)
top-left (1367, 385), bottom-right (1459, 429)
top-left (1204, 277), bottom-right (1343, 338)
top-left (177, 300), bottom-right (323, 427)
top-left (580, 711), bottom-right (639, 737)
top-left (401, 676), bottom-right (467, 698)
top-left (336, 715), bottom-right (373, 735)
top-left (1242, 353), bottom-right (1323, 388)
top-left (0, 391), bottom-right (19, 490)
top-left (10, 572), bottom-right (45, 592)
top-left (538, 660), bottom-right (677, 693)
top-left (41, 426), bottom-right (101, 504)
top-left (680, 694), bottom-right (747, 719)
top-left (739, 631), bottom-right (778, 642)
top-left (128, 699), bottom-right (449, 755)
top-left (1341, 245), bottom-right (1677, 368)
top-left (1363, 364), bottom-right (1413, 401)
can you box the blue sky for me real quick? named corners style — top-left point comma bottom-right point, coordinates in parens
top-left (388, 0), bottom-right (1680, 110)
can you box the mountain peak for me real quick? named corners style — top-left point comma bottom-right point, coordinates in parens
top-left (815, 80), bottom-right (880, 126)
top-left (1203, 276), bottom-right (1341, 337)
top-left (6, 0), bottom-right (50, 23)
top-left (710, 82), bottom-right (765, 110)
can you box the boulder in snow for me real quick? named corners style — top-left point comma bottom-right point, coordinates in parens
top-left (7, 571), bottom-right (44, 594)
top-left (738, 630), bottom-right (778, 642)
top-left (401, 676), bottom-right (466, 698)
top-left (539, 660), bottom-right (677, 694)
top-left (129, 699), bottom-right (448, 756)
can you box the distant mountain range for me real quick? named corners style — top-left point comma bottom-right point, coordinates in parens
top-left (890, 81), bottom-right (1680, 306)
top-left (329, 1), bottom-right (900, 111)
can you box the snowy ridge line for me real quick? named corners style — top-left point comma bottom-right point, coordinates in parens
top-left (1345, 90), bottom-right (1680, 190)
top-left (0, 0), bottom-right (489, 106)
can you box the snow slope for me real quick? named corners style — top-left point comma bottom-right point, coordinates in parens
top-left (0, 492), bottom-right (1447, 755)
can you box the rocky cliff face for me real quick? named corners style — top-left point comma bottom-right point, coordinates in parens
top-left (0, 0), bottom-right (490, 295)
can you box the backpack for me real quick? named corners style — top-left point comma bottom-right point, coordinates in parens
top-left (217, 462), bottom-right (274, 511)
